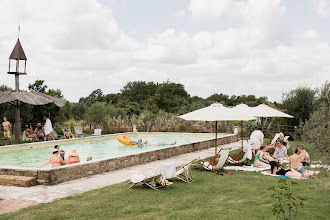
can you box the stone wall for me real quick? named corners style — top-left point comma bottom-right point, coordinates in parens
top-left (0, 134), bottom-right (238, 186)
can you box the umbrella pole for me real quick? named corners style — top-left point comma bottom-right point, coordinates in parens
top-left (261, 117), bottom-right (264, 133)
top-left (215, 121), bottom-right (218, 155)
top-left (241, 121), bottom-right (243, 149)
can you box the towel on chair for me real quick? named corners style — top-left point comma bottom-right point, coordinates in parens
top-left (243, 143), bottom-right (252, 160)
top-left (131, 162), bottom-right (176, 183)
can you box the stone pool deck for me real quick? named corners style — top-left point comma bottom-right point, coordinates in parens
top-left (0, 141), bottom-right (241, 206)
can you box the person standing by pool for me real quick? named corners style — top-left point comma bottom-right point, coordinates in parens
top-left (44, 116), bottom-right (54, 141)
top-left (2, 117), bottom-right (12, 145)
top-left (39, 149), bottom-right (65, 168)
top-left (67, 149), bottom-right (80, 164)
top-left (144, 141), bottom-right (176, 146)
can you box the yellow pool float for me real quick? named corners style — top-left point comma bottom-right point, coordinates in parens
top-left (117, 135), bottom-right (135, 145)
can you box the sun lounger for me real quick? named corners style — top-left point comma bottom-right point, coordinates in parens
top-left (74, 126), bottom-right (84, 138)
top-left (50, 130), bottom-right (61, 139)
top-left (91, 128), bottom-right (102, 136)
top-left (130, 162), bottom-right (176, 190)
top-left (175, 158), bottom-right (199, 183)
top-left (197, 147), bottom-right (232, 174)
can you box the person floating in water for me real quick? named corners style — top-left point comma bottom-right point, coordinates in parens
top-left (144, 141), bottom-right (176, 146)
top-left (131, 139), bottom-right (144, 148)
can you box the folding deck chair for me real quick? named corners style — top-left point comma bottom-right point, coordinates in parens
top-left (130, 162), bottom-right (176, 190)
top-left (74, 126), bottom-right (84, 138)
top-left (197, 147), bottom-right (232, 174)
top-left (175, 158), bottom-right (199, 183)
top-left (91, 128), bottom-right (102, 136)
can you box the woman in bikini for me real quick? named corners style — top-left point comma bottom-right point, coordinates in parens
top-left (39, 149), bottom-right (65, 168)
top-left (25, 125), bottom-right (39, 142)
top-left (34, 123), bottom-right (45, 141)
top-left (67, 149), bottom-right (80, 164)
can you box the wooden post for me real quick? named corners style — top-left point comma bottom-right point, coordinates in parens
top-left (14, 73), bottom-right (20, 143)
top-left (241, 120), bottom-right (243, 149)
top-left (261, 117), bottom-right (264, 133)
top-left (215, 121), bottom-right (218, 155)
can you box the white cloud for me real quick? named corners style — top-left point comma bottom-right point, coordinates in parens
top-left (313, 0), bottom-right (330, 17)
top-left (174, 10), bottom-right (186, 17)
top-left (0, 0), bottom-right (328, 103)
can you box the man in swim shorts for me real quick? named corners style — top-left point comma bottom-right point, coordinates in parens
top-left (2, 117), bottom-right (12, 145)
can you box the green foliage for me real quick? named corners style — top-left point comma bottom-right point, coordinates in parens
top-left (269, 179), bottom-right (305, 220)
top-left (120, 81), bottom-right (157, 106)
top-left (151, 81), bottom-right (189, 113)
top-left (28, 79), bottom-right (48, 93)
top-left (302, 83), bottom-right (330, 164)
top-left (281, 86), bottom-right (317, 126)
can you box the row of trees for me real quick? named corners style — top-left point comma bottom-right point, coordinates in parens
top-left (0, 80), bottom-right (328, 139)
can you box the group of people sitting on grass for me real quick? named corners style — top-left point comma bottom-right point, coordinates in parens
top-left (39, 145), bottom-right (93, 168)
top-left (252, 141), bottom-right (314, 178)
top-left (132, 139), bottom-right (176, 147)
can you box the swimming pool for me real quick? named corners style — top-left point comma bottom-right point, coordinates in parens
top-left (0, 133), bottom-right (216, 168)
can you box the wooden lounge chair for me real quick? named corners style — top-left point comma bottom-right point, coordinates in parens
top-left (130, 174), bottom-right (163, 190)
top-left (74, 126), bottom-right (84, 138)
top-left (175, 158), bottom-right (200, 183)
top-left (197, 147), bottom-right (232, 174)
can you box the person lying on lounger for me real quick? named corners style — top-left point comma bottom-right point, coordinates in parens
top-left (144, 141), bottom-right (176, 146)
top-left (268, 161), bottom-right (316, 178)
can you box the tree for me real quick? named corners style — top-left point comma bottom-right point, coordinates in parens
top-left (120, 81), bottom-right (157, 106)
top-left (151, 81), bottom-right (189, 113)
top-left (27, 80), bottom-right (65, 123)
top-left (281, 86), bottom-right (317, 126)
top-left (28, 80), bottom-right (48, 93)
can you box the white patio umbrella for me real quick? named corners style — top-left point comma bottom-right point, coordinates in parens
top-left (253, 104), bottom-right (293, 132)
top-left (179, 103), bottom-right (256, 155)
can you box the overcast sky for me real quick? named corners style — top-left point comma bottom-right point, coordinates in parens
top-left (0, 0), bottom-right (329, 102)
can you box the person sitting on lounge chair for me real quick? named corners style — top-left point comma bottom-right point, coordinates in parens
top-left (144, 141), bottom-right (176, 146)
top-left (25, 124), bottom-right (39, 142)
top-left (63, 127), bottom-right (72, 139)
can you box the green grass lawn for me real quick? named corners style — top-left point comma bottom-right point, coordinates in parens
top-left (1, 169), bottom-right (329, 220)
top-left (0, 140), bottom-right (329, 220)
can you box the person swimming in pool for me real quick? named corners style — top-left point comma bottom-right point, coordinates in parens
top-left (144, 141), bottom-right (176, 146)
top-left (131, 139), bottom-right (144, 148)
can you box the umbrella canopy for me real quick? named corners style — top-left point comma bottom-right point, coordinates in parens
top-left (0, 91), bottom-right (66, 107)
top-left (179, 103), bottom-right (256, 155)
top-left (179, 103), bottom-right (255, 121)
top-left (252, 104), bottom-right (293, 118)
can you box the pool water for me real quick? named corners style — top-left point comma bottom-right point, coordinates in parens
top-left (0, 133), bottom-right (216, 168)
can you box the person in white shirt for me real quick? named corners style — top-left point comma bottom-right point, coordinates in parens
top-left (44, 116), bottom-right (54, 141)
top-left (272, 141), bottom-right (289, 161)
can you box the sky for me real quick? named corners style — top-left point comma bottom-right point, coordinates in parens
top-left (0, 0), bottom-right (329, 102)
